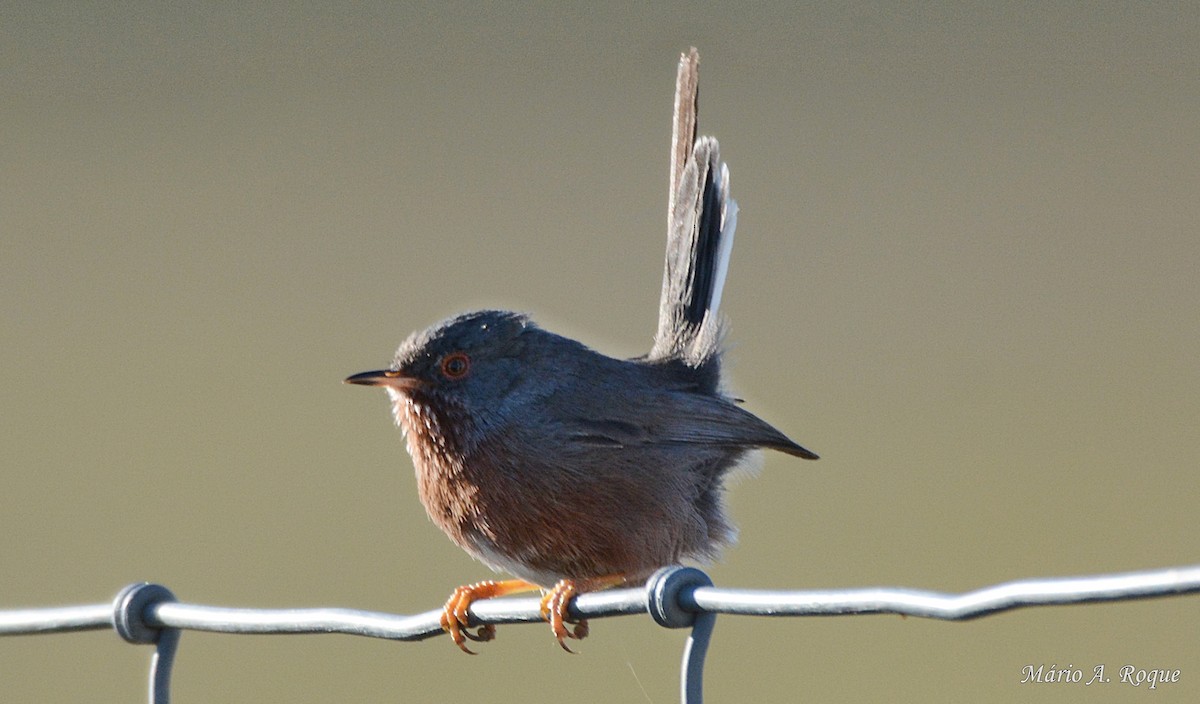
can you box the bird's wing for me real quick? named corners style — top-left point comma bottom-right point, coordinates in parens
top-left (559, 391), bottom-right (817, 459)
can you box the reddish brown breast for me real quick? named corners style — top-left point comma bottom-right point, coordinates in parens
top-left (391, 392), bottom-right (482, 550)
top-left (390, 389), bottom-right (708, 585)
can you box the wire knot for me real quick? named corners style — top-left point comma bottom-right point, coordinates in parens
top-left (646, 566), bottom-right (712, 629)
top-left (113, 582), bottom-right (176, 644)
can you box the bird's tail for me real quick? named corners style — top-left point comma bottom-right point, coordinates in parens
top-left (649, 48), bottom-right (738, 370)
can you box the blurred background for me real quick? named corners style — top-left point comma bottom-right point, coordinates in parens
top-left (3, 2), bottom-right (1198, 702)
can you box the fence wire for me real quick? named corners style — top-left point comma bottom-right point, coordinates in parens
top-left (3, 563), bottom-right (1199, 704)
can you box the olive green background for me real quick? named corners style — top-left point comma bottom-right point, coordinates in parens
top-left (4, 3), bottom-right (1198, 702)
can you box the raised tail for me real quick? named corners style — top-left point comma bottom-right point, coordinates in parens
top-left (650, 49), bottom-right (738, 369)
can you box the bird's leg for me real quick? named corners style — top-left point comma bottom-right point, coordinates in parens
top-left (441, 579), bottom-right (540, 654)
top-left (539, 574), bottom-right (627, 653)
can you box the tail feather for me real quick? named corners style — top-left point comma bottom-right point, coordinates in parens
top-left (668, 48), bottom-right (700, 231)
top-left (707, 163), bottom-right (737, 319)
top-left (651, 49), bottom-right (737, 367)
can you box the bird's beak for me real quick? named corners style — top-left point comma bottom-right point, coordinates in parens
top-left (343, 369), bottom-right (422, 390)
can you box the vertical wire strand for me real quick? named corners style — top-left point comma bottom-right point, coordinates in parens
top-left (681, 612), bottom-right (716, 704)
top-left (149, 628), bottom-right (179, 704)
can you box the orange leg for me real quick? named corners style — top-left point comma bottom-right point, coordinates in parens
top-left (441, 579), bottom-right (539, 654)
top-left (539, 575), bottom-right (627, 653)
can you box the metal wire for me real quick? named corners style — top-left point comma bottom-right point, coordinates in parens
top-left (2, 563), bottom-right (1199, 704)
top-left (685, 564), bottom-right (1200, 619)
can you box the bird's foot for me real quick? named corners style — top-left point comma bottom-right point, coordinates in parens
top-left (539, 575), bottom-right (626, 654)
top-left (441, 579), bottom-right (538, 654)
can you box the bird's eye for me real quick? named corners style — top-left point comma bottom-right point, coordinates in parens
top-left (439, 352), bottom-right (470, 380)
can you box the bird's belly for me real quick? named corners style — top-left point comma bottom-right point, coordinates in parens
top-left (422, 456), bottom-right (722, 586)
top-left (402, 400), bottom-right (735, 586)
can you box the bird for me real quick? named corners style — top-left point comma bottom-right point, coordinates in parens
top-left (345, 48), bottom-right (817, 654)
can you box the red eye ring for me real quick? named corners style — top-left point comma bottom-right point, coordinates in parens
top-left (439, 352), bottom-right (470, 380)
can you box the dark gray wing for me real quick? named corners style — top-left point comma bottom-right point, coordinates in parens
top-left (560, 391), bottom-right (817, 460)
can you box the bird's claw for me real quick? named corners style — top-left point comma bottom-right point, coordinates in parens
top-left (440, 579), bottom-right (538, 654)
top-left (462, 623), bottom-right (496, 642)
top-left (541, 579), bottom-right (588, 654)
top-left (441, 583), bottom-right (484, 654)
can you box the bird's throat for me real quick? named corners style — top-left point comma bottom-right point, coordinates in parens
top-left (391, 392), bottom-right (482, 543)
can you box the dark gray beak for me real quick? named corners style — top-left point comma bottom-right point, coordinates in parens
top-left (343, 369), bottom-right (422, 390)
